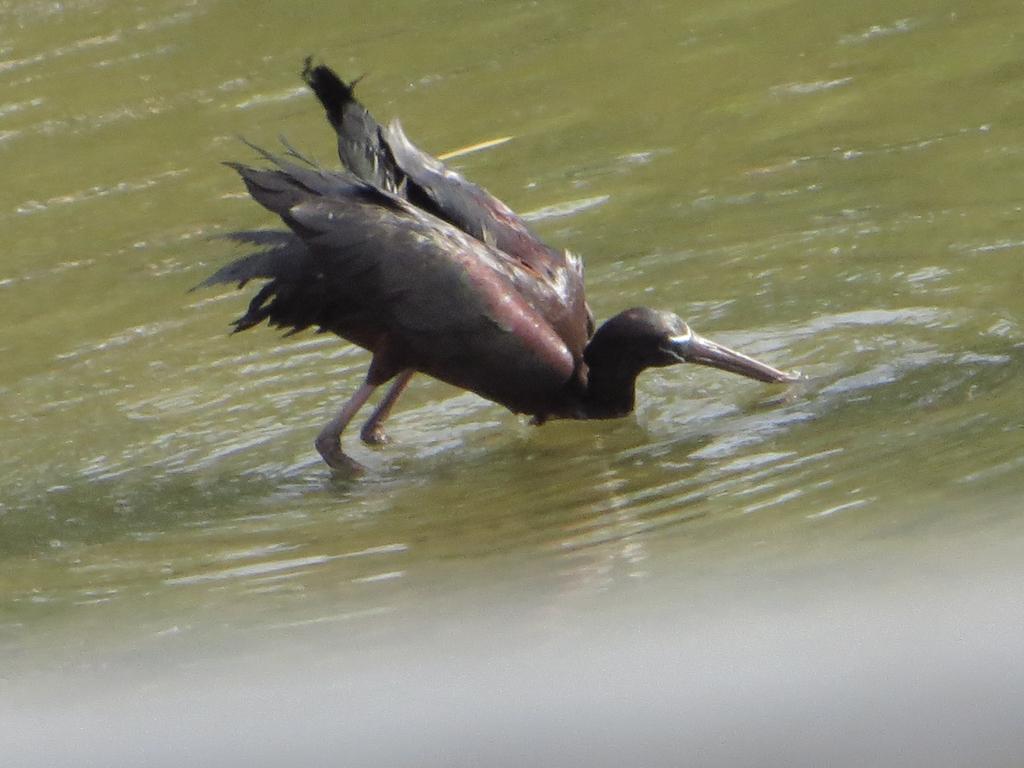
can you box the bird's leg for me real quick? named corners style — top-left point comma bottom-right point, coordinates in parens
top-left (314, 381), bottom-right (377, 472)
top-left (360, 369), bottom-right (414, 446)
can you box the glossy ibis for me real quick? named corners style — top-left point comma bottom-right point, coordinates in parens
top-left (202, 60), bottom-right (797, 471)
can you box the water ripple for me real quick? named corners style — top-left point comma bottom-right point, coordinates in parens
top-left (0, 31), bottom-right (121, 75)
top-left (14, 169), bottom-right (188, 217)
top-left (771, 77), bottom-right (854, 97)
top-left (839, 18), bottom-right (917, 45)
top-left (522, 195), bottom-right (610, 222)
top-left (163, 543), bottom-right (408, 587)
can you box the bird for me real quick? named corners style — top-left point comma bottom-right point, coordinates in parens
top-left (201, 59), bottom-right (798, 471)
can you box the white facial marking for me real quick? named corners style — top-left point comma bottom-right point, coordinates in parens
top-left (667, 328), bottom-right (692, 346)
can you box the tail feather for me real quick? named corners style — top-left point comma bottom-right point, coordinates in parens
top-left (204, 77), bottom-right (429, 339)
top-left (200, 234), bottom-right (329, 335)
top-left (302, 57), bottom-right (404, 193)
top-left (203, 133), bottom-right (420, 337)
top-left (218, 229), bottom-right (296, 247)
top-left (226, 149), bottom-right (408, 238)
top-left (198, 236), bottom-right (307, 290)
top-left (301, 56), bottom-right (358, 133)
top-left (226, 155), bottom-right (345, 211)
top-left (232, 281), bottom-right (278, 332)
top-left (225, 163), bottom-right (308, 221)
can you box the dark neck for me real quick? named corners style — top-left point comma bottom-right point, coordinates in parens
top-left (579, 362), bottom-right (640, 419)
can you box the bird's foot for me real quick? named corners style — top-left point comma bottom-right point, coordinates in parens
top-left (359, 423), bottom-right (390, 446)
top-left (314, 435), bottom-right (366, 474)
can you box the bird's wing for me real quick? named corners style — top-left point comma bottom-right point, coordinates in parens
top-left (301, 62), bottom-right (592, 356)
top-left (215, 152), bottom-right (576, 404)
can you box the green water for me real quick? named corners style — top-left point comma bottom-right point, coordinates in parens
top-left (3, 0), bottom-right (1024, 765)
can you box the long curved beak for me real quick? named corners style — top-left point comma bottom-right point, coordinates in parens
top-left (666, 332), bottom-right (799, 383)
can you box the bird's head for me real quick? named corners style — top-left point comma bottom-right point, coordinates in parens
top-left (584, 307), bottom-right (798, 383)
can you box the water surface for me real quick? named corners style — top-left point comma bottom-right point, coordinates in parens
top-left (2, 1), bottom-right (1023, 765)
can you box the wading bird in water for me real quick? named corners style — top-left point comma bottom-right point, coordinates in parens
top-left (202, 59), bottom-right (798, 471)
